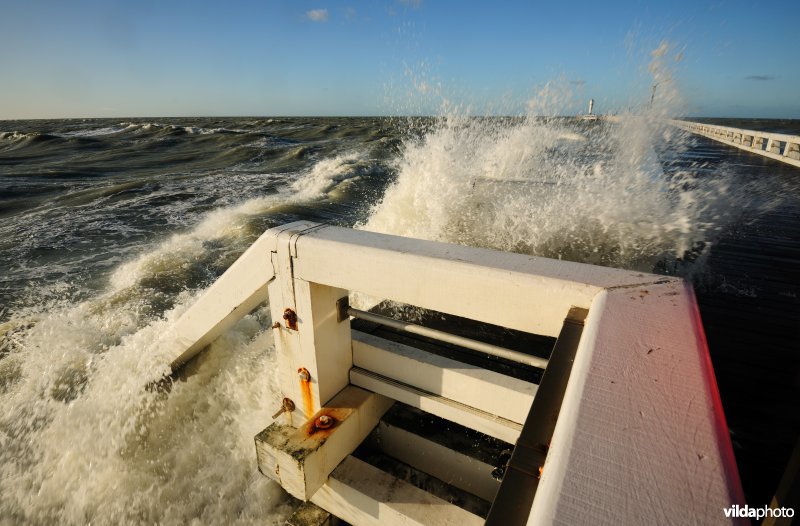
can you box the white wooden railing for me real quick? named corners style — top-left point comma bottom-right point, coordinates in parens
top-left (159, 221), bottom-right (746, 525)
top-left (671, 119), bottom-right (800, 168)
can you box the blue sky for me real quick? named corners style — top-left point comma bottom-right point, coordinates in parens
top-left (0, 0), bottom-right (796, 119)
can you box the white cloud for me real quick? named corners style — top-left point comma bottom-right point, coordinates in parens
top-left (306, 9), bottom-right (329, 22)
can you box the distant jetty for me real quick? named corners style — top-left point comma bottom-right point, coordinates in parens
top-left (671, 119), bottom-right (800, 168)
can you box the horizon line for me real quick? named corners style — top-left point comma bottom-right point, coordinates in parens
top-left (2, 114), bottom-right (799, 122)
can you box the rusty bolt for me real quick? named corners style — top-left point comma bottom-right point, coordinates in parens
top-left (315, 415), bottom-right (334, 429)
top-left (298, 368), bottom-right (310, 382)
top-left (283, 308), bottom-right (298, 330)
top-left (272, 398), bottom-right (296, 419)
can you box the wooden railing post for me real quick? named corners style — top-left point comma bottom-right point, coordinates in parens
top-left (268, 222), bottom-right (353, 423)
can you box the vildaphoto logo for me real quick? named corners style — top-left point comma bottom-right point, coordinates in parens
top-left (723, 504), bottom-right (795, 520)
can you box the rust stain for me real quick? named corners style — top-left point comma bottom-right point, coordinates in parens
top-left (302, 408), bottom-right (351, 438)
top-left (284, 407), bottom-right (357, 461)
top-left (298, 368), bottom-right (314, 416)
top-left (303, 420), bottom-right (336, 441)
top-left (283, 308), bottom-right (298, 331)
top-left (306, 415), bottom-right (336, 437)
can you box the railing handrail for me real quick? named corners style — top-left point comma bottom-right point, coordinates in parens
top-left (670, 119), bottom-right (800, 168)
top-left (288, 225), bottom-right (676, 338)
top-left (670, 119), bottom-right (800, 142)
top-left (347, 306), bottom-right (550, 369)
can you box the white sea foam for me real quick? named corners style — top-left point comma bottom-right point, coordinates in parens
top-left (363, 114), bottom-right (710, 269)
top-left (108, 195), bottom-right (280, 291)
top-left (0, 289), bottom-right (292, 524)
top-left (58, 126), bottom-right (126, 138)
top-left (290, 151), bottom-right (365, 199)
top-left (117, 122), bottom-right (247, 136)
top-left (109, 152), bottom-right (365, 293)
top-left (0, 146), bottom-right (377, 523)
top-left (362, 45), bottom-right (750, 271)
top-left (0, 131), bottom-right (28, 141)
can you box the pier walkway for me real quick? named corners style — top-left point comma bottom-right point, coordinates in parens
top-left (671, 119), bottom-right (800, 168)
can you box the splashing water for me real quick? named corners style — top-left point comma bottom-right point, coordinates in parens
top-left (0, 153), bottom-right (374, 525)
top-left (0, 289), bottom-right (292, 524)
top-left (363, 50), bottom-right (755, 271)
top-left (0, 42), bottom-right (783, 524)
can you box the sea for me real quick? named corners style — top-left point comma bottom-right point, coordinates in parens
top-left (1, 114), bottom-right (798, 524)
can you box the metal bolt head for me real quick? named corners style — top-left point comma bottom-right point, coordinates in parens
top-left (283, 308), bottom-right (298, 330)
top-left (298, 368), bottom-right (310, 382)
top-left (315, 415), bottom-right (334, 429)
top-left (271, 398), bottom-right (295, 420)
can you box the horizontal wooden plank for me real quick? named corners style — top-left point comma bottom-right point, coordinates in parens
top-left (312, 455), bottom-right (485, 526)
top-left (291, 224), bottom-right (676, 336)
top-left (531, 283), bottom-right (746, 525)
top-left (350, 367), bottom-right (522, 444)
top-left (162, 228), bottom-right (277, 369)
top-left (377, 420), bottom-right (501, 502)
top-left (255, 386), bottom-right (393, 501)
top-left (352, 330), bottom-right (537, 424)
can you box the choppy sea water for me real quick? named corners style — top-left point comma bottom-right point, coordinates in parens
top-left (1, 115), bottom-right (798, 523)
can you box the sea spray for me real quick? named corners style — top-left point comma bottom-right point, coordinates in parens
top-left (0, 287), bottom-right (291, 524)
top-left (362, 113), bottom-right (691, 269)
top-left (0, 149), bottom-right (377, 524)
top-left (362, 44), bottom-right (764, 271)
top-left (0, 98), bottom-right (788, 524)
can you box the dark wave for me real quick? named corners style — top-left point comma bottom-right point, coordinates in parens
top-left (0, 117), bottom-right (400, 313)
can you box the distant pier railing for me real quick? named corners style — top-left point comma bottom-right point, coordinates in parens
top-left (671, 119), bottom-right (800, 168)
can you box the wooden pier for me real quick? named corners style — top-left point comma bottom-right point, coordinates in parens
top-left (161, 221), bottom-right (746, 525)
top-left (671, 119), bottom-right (800, 168)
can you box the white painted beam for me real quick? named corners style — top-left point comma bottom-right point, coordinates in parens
top-left (268, 222), bottom-right (350, 422)
top-left (529, 281), bottom-right (747, 525)
top-left (162, 227), bottom-right (278, 369)
top-left (784, 141), bottom-right (800, 160)
top-left (352, 330), bottom-right (537, 424)
top-left (351, 367), bottom-right (522, 444)
top-left (255, 386), bottom-right (393, 501)
top-left (291, 226), bottom-right (675, 337)
top-left (311, 455), bottom-right (485, 526)
top-left (377, 420), bottom-right (501, 502)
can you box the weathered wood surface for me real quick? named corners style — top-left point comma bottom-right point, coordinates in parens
top-left (531, 282), bottom-right (746, 525)
top-left (311, 455), bottom-right (485, 526)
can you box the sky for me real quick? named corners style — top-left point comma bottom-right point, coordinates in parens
top-left (0, 0), bottom-right (797, 119)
